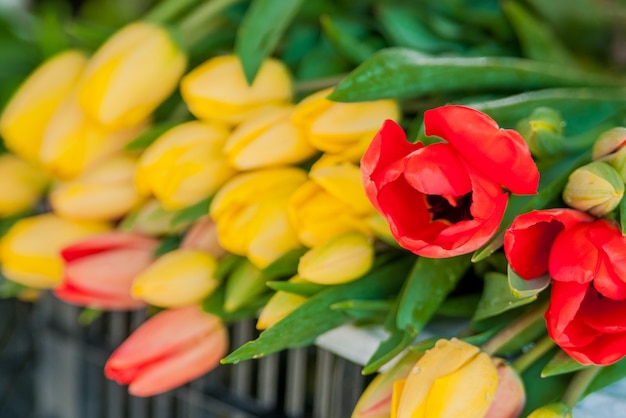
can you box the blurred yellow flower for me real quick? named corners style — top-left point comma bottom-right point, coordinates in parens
top-left (0, 50), bottom-right (87, 163)
top-left (210, 168), bottom-right (307, 268)
top-left (289, 161), bottom-right (375, 247)
top-left (224, 105), bottom-right (317, 170)
top-left (77, 22), bottom-right (187, 129)
top-left (121, 199), bottom-right (190, 237)
top-left (135, 120), bottom-right (236, 211)
top-left (256, 277), bottom-right (308, 330)
top-left (180, 54), bottom-right (292, 125)
top-left (131, 248), bottom-right (220, 308)
top-left (526, 403), bottom-right (572, 418)
top-left (292, 87), bottom-right (399, 157)
top-left (50, 155), bottom-right (143, 221)
top-left (0, 154), bottom-right (50, 217)
top-left (0, 213), bottom-right (109, 289)
top-left (298, 232), bottom-right (374, 285)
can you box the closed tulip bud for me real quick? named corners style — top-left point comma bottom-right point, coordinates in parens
top-left (291, 87), bottom-right (399, 154)
top-left (224, 259), bottom-right (267, 312)
top-left (298, 232), bottom-right (374, 285)
top-left (0, 154), bottom-right (50, 217)
top-left (516, 107), bottom-right (565, 158)
top-left (54, 232), bottom-right (159, 310)
top-left (592, 127), bottom-right (626, 182)
top-left (77, 22), bottom-right (187, 129)
top-left (393, 339), bottom-right (499, 418)
top-left (256, 277), bottom-right (308, 330)
top-left (224, 105), bottom-right (317, 170)
top-left (485, 359), bottom-right (526, 418)
top-left (526, 403), bottom-right (572, 418)
top-left (0, 213), bottom-right (109, 288)
top-left (563, 161), bottom-right (624, 216)
top-left (131, 248), bottom-right (220, 308)
top-left (122, 199), bottom-right (190, 236)
top-left (50, 155), bottom-right (143, 221)
top-left (180, 216), bottom-right (226, 258)
top-left (105, 305), bottom-right (228, 397)
top-left (210, 168), bottom-right (307, 268)
top-left (289, 161), bottom-right (374, 247)
top-left (135, 121), bottom-right (236, 211)
top-left (180, 54), bottom-right (292, 125)
top-left (0, 50), bottom-right (87, 163)
top-left (352, 350), bottom-right (424, 418)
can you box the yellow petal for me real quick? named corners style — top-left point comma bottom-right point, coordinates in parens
top-left (256, 283), bottom-right (307, 330)
top-left (310, 161), bottom-right (374, 214)
top-left (0, 154), bottom-right (50, 217)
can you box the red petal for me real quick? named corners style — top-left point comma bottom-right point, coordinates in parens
top-left (545, 281), bottom-right (590, 340)
top-left (580, 289), bottom-right (626, 333)
top-left (403, 143), bottom-right (471, 196)
top-left (54, 284), bottom-right (145, 310)
top-left (568, 332), bottom-right (626, 365)
top-left (549, 223), bottom-right (599, 284)
top-left (592, 221), bottom-right (626, 299)
top-left (61, 232), bottom-right (159, 262)
top-left (424, 105), bottom-right (539, 195)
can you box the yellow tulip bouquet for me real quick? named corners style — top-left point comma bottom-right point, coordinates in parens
top-left (2, 0), bottom-right (626, 416)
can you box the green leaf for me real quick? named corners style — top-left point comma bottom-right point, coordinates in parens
top-left (329, 299), bottom-right (393, 320)
top-left (508, 266), bottom-right (551, 299)
top-left (224, 260), bottom-right (269, 312)
top-left (78, 307), bottom-right (104, 325)
top-left (620, 194), bottom-right (626, 235)
top-left (202, 284), bottom-right (270, 323)
top-left (473, 272), bottom-right (537, 321)
top-left (542, 350), bottom-right (587, 377)
top-left (584, 357), bottom-right (626, 397)
top-left (260, 247), bottom-right (307, 280)
top-left (235, 0), bottom-right (304, 84)
top-left (125, 122), bottom-right (178, 151)
top-left (520, 350), bottom-right (571, 417)
top-left (436, 294), bottom-right (480, 317)
top-left (170, 196), bottom-right (212, 228)
top-left (213, 254), bottom-right (245, 281)
top-left (222, 257), bottom-right (413, 364)
top-left (152, 235), bottom-right (182, 257)
top-left (0, 278), bottom-right (28, 299)
top-left (362, 329), bottom-right (415, 375)
top-left (265, 280), bottom-right (325, 297)
top-left (328, 48), bottom-right (621, 103)
top-left (320, 15), bottom-right (377, 65)
top-left (396, 255), bottom-right (472, 334)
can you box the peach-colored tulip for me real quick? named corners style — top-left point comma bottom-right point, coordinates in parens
top-left (54, 232), bottom-right (159, 310)
top-left (105, 305), bottom-right (228, 397)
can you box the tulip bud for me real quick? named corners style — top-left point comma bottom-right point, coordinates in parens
top-left (0, 154), bottom-right (50, 217)
top-left (180, 54), bottom-right (292, 125)
top-left (526, 403), bottom-right (572, 418)
top-left (49, 155), bottom-right (143, 221)
top-left (298, 232), bottom-right (374, 285)
top-left (223, 105), bottom-right (317, 170)
top-left (291, 87), bottom-right (400, 155)
top-left (78, 22), bottom-right (187, 129)
top-left (0, 213), bottom-right (109, 288)
top-left (122, 199), bottom-right (190, 236)
top-left (516, 107), bottom-right (565, 158)
top-left (135, 121), bottom-right (236, 211)
top-left (180, 216), bottom-right (226, 258)
top-left (105, 305), bottom-right (228, 397)
top-left (562, 161), bottom-right (624, 216)
top-left (131, 248), bottom-right (220, 308)
top-left (592, 127), bottom-right (626, 182)
top-left (0, 50), bottom-right (87, 163)
top-left (224, 259), bottom-right (267, 312)
top-left (256, 280), bottom-right (308, 330)
top-left (485, 359), bottom-right (526, 418)
top-left (393, 338), bottom-right (499, 418)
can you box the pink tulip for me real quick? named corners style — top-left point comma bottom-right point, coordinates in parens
top-left (105, 305), bottom-right (228, 397)
top-left (54, 231), bottom-right (159, 310)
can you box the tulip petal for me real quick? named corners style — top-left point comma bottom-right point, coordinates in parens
top-left (549, 223), bottom-right (599, 284)
top-left (61, 232), bottom-right (158, 262)
top-left (54, 283), bottom-right (145, 310)
top-left (424, 105), bottom-right (539, 194)
top-left (545, 281), bottom-right (597, 348)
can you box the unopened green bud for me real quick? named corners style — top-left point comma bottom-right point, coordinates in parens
top-left (526, 403), bottom-right (572, 418)
top-left (592, 127), bottom-right (626, 182)
top-left (516, 107), bottom-right (565, 158)
top-left (563, 161), bottom-right (624, 216)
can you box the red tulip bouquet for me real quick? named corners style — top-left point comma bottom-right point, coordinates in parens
top-left (1, 0), bottom-right (626, 416)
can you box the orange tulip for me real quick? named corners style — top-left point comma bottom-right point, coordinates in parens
top-left (105, 305), bottom-right (228, 397)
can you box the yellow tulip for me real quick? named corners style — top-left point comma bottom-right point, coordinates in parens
top-left (0, 213), bottom-right (109, 288)
top-left (131, 248), bottom-right (220, 308)
top-left (256, 277), bottom-right (308, 330)
top-left (0, 154), bottom-right (50, 217)
top-left (77, 22), bottom-right (187, 129)
top-left (135, 120), bottom-right (236, 211)
top-left (392, 339), bottom-right (499, 418)
top-left (298, 232), bottom-right (374, 285)
top-left (210, 168), bottom-right (307, 268)
top-left (49, 155), bottom-right (143, 221)
top-left (180, 54), bottom-right (292, 125)
top-left (291, 87), bottom-right (400, 157)
top-left (526, 403), bottom-right (572, 418)
top-left (0, 50), bottom-right (87, 163)
top-left (224, 105), bottom-right (317, 170)
top-left (288, 161), bottom-right (374, 247)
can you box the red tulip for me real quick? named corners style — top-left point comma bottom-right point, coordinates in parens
top-left (361, 105), bottom-right (538, 258)
top-left (504, 209), bottom-right (593, 280)
top-left (54, 232), bottom-right (159, 310)
top-left (105, 305), bottom-right (228, 396)
top-left (547, 219), bottom-right (626, 365)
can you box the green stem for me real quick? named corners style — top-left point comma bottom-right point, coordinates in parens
top-left (511, 334), bottom-right (555, 374)
top-left (178, 0), bottom-right (244, 49)
top-left (144, 0), bottom-right (199, 24)
top-left (561, 365), bottom-right (602, 408)
top-left (481, 299), bottom-right (549, 355)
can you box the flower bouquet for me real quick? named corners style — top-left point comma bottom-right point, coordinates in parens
top-left (1, 0), bottom-right (626, 416)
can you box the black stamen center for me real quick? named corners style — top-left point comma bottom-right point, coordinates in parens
top-left (426, 193), bottom-right (473, 224)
